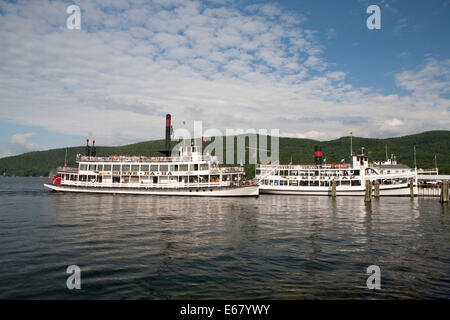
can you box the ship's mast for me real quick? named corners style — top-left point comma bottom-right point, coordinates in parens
top-left (414, 145), bottom-right (417, 169)
top-left (350, 132), bottom-right (353, 156)
top-left (64, 147), bottom-right (68, 167)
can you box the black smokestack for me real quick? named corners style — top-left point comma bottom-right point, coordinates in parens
top-left (158, 114), bottom-right (172, 156)
top-left (85, 139), bottom-right (90, 156)
top-left (165, 114), bottom-right (171, 152)
top-left (314, 145), bottom-right (323, 165)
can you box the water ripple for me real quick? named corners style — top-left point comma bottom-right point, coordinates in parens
top-left (0, 177), bottom-right (449, 299)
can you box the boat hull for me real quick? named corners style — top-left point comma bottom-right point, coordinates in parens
top-left (43, 183), bottom-right (259, 197)
top-left (259, 184), bottom-right (417, 196)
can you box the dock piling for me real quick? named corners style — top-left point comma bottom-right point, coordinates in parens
top-left (441, 180), bottom-right (449, 203)
top-left (409, 179), bottom-right (415, 198)
top-left (374, 180), bottom-right (380, 198)
top-left (331, 179), bottom-right (336, 198)
top-left (365, 180), bottom-right (372, 202)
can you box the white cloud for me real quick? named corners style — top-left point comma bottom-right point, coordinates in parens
top-left (0, 133), bottom-right (43, 158)
top-left (395, 59), bottom-right (450, 96)
top-left (281, 130), bottom-right (329, 140)
top-left (0, 0), bottom-right (448, 149)
top-left (11, 133), bottom-right (35, 145)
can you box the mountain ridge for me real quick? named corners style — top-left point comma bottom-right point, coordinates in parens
top-left (0, 130), bottom-right (448, 177)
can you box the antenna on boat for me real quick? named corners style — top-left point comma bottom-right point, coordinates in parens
top-left (414, 145), bottom-right (417, 169)
top-left (350, 132), bottom-right (353, 156)
top-left (92, 140), bottom-right (96, 157)
top-left (64, 147), bottom-right (68, 167)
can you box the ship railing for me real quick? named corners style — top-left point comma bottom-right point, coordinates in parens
top-left (217, 167), bottom-right (244, 173)
top-left (258, 163), bottom-right (340, 170)
top-left (57, 167), bottom-right (79, 173)
top-left (75, 154), bottom-right (217, 163)
top-left (61, 180), bottom-right (237, 189)
top-left (417, 168), bottom-right (439, 174)
top-left (362, 172), bottom-right (416, 181)
top-left (255, 162), bottom-right (280, 184)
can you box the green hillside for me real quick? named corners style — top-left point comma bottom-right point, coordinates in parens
top-left (0, 131), bottom-right (448, 178)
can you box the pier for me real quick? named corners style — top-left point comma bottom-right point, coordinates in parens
top-left (417, 175), bottom-right (450, 201)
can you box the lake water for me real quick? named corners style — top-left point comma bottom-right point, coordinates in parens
top-left (0, 177), bottom-right (449, 299)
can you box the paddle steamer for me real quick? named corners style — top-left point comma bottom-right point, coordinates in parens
top-left (44, 115), bottom-right (258, 197)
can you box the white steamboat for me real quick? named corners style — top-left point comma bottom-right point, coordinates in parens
top-left (44, 115), bottom-right (258, 197)
top-left (256, 146), bottom-right (418, 197)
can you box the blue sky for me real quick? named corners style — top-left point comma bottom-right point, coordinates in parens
top-left (0, 0), bottom-right (449, 157)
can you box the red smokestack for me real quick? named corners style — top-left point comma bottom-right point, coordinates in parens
top-left (314, 145), bottom-right (323, 165)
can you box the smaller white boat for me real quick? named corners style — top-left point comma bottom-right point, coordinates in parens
top-left (256, 146), bottom-right (418, 196)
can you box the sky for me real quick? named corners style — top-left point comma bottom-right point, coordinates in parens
top-left (0, 0), bottom-right (449, 157)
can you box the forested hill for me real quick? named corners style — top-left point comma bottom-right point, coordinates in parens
top-left (0, 130), bottom-right (448, 177)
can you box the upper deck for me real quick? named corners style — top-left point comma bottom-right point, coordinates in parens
top-left (75, 146), bottom-right (216, 164)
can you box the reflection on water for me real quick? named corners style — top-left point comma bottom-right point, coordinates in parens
top-left (0, 177), bottom-right (449, 299)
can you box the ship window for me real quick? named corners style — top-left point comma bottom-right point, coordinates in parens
top-left (122, 164), bottom-right (130, 172)
top-left (131, 165), bottom-right (139, 172)
top-left (79, 164), bottom-right (87, 171)
top-left (160, 165), bottom-right (168, 172)
top-left (169, 165), bottom-right (176, 171)
top-left (140, 165), bottom-right (149, 172)
top-left (113, 164), bottom-right (120, 172)
top-left (280, 180), bottom-right (288, 186)
top-left (97, 164), bottom-right (103, 171)
top-left (351, 180), bottom-right (361, 186)
top-left (89, 164), bottom-right (95, 171)
top-left (200, 163), bottom-right (209, 170)
top-left (150, 164), bottom-right (158, 171)
top-left (341, 180), bottom-right (350, 186)
top-left (180, 164), bottom-right (188, 171)
top-left (289, 180), bottom-right (298, 186)
top-left (104, 164), bottom-right (112, 171)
